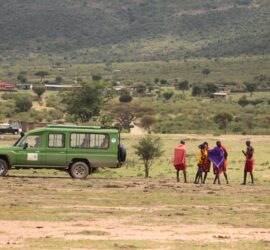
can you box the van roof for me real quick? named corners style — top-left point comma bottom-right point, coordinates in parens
top-left (27, 125), bottom-right (119, 134)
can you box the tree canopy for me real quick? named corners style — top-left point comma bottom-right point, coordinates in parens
top-left (214, 112), bottom-right (233, 134)
top-left (105, 103), bottom-right (154, 130)
top-left (34, 71), bottom-right (49, 82)
top-left (61, 82), bottom-right (112, 122)
top-left (175, 80), bottom-right (189, 93)
top-left (245, 83), bottom-right (257, 97)
top-left (32, 84), bottom-right (46, 101)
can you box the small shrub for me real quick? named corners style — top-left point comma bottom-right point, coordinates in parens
top-left (163, 91), bottom-right (174, 100)
top-left (15, 95), bottom-right (32, 112)
top-left (134, 135), bottom-right (163, 178)
top-left (119, 94), bottom-right (133, 103)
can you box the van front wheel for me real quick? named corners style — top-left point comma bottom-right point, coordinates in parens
top-left (70, 162), bottom-right (89, 179)
top-left (0, 159), bottom-right (8, 177)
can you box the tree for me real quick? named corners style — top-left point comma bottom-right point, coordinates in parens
top-left (99, 115), bottom-right (114, 127)
top-left (61, 82), bottom-right (112, 122)
top-left (15, 95), bottom-right (32, 112)
top-left (134, 135), bottom-right (163, 178)
top-left (17, 74), bottom-right (27, 83)
top-left (119, 94), bottom-right (133, 103)
top-left (214, 112), bottom-right (233, 134)
top-left (160, 79), bottom-right (167, 85)
top-left (119, 89), bottom-right (132, 102)
top-left (55, 76), bottom-right (63, 84)
top-left (106, 103), bottom-right (154, 130)
top-left (245, 83), bottom-right (257, 97)
top-left (202, 68), bottom-right (210, 76)
top-left (34, 71), bottom-right (49, 82)
top-left (154, 78), bottom-right (159, 84)
top-left (163, 91), bottom-right (174, 100)
top-left (135, 83), bottom-right (146, 95)
top-left (32, 84), bottom-right (46, 102)
top-left (238, 95), bottom-right (249, 107)
top-left (92, 74), bottom-right (102, 81)
top-left (205, 83), bottom-right (218, 96)
top-left (140, 115), bottom-right (156, 133)
top-left (192, 85), bottom-right (202, 96)
top-left (175, 80), bottom-right (189, 94)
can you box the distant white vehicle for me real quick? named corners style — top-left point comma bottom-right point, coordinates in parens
top-left (0, 122), bottom-right (22, 134)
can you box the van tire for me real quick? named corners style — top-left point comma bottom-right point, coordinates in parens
top-left (118, 144), bottom-right (126, 162)
top-left (0, 159), bottom-right (8, 177)
top-left (69, 161), bottom-right (89, 179)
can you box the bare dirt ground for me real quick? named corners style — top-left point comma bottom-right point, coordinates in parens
top-left (0, 218), bottom-right (269, 244)
top-left (0, 177), bottom-right (269, 249)
top-left (32, 100), bottom-right (54, 112)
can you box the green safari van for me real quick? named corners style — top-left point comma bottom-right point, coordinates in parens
top-left (0, 125), bottom-right (126, 179)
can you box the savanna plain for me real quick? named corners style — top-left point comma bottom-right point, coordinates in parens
top-left (0, 134), bottom-right (269, 250)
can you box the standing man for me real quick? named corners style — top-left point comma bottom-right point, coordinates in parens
top-left (173, 140), bottom-right (187, 183)
top-left (194, 144), bottom-right (205, 184)
top-left (242, 140), bottom-right (254, 185)
top-left (202, 142), bottom-right (211, 184)
top-left (208, 141), bottom-right (225, 185)
top-left (218, 141), bottom-right (229, 184)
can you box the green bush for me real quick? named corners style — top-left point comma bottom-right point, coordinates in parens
top-left (15, 95), bottom-right (32, 112)
top-left (119, 94), bottom-right (133, 103)
top-left (192, 86), bottom-right (202, 96)
top-left (163, 91), bottom-right (174, 100)
top-left (46, 95), bottom-right (61, 108)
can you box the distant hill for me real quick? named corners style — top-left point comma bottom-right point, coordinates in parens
top-left (0, 0), bottom-right (269, 63)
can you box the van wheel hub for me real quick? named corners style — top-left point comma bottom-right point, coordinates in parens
top-left (70, 162), bottom-right (89, 179)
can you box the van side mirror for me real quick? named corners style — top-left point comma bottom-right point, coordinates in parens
top-left (23, 143), bottom-right (28, 149)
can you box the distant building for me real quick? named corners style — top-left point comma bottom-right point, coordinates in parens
top-left (213, 92), bottom-right (229, 100)
top-left (0, 82), bottom-right (17, 91)
top-left (113, 85), bottom-right (126, 91)
top-left (44, 84), bottom-right (79, 91)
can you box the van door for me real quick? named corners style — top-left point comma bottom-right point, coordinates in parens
top-left (45, 133), bottom-right (67, 166)
top-left (15, 134), bottom-right (45, 166)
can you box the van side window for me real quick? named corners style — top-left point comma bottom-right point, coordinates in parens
top-left (48, 133), bottom-right (65, 148)
top-left (70, 133), bottom-right (109, 149)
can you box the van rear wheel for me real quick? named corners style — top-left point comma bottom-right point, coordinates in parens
top-left (69, 162), bottom-right (89, 179)
top-left (0, 159), bottom-right (8, 177)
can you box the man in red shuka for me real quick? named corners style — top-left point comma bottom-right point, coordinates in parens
top-left (173, 140), bottom-right (187, 183)
top-left (242, 140), bottom-right (255, 185)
